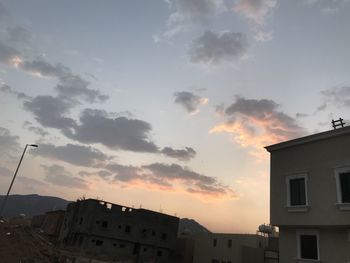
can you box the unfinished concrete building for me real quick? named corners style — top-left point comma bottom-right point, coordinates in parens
top-left (58, 198), bottom-right (179, 262)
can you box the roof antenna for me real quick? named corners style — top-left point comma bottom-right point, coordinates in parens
top-left (332, 118), bottom-right (345, 130)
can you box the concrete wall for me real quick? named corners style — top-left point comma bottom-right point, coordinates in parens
top-left (279, 227), bottom-right (350, 263)
top-left (192, 233), bottom-right (265, 263)
top-left (269, 130), bottom-right (350, 226)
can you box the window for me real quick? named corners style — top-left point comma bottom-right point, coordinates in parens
top-left (335, 167), bottom-right (350, 209)
top-left (211, 260), bottom-right (219, 263)
top-left (228, 239), bottom-right (232, 248)
top-left (119, 243), bottom-right (126, 248)
top-left (95, 240), bottom-right (103, 246)
top-left (102, 221), bottom-right (108, 228)
top-left (297, 230), bottom-right (319, 261)
top-left (157, 250), bottom-right (163, 257)
top-left (161, 233), bottom-right (167, 241)
top-left (79, 217), bottom-right (83, 225)
top-left (286, 174), bottom-right (308, 211)
top-left (340, 173), bottom-right (350, 203)
top-left (125, 225), bottom-right (131, 233)
top-left (213, 238), bottom-right (217, 247)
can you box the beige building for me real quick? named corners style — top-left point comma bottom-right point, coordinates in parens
top-left (266, 126), bottom-right (350, 262)
top-left (192, 233), bottom-right (265, 263)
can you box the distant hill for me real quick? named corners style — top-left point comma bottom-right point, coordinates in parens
top-left (0, 194), bottom-right (70, 218)
top-left (178, 218), bottom-right (211, 236)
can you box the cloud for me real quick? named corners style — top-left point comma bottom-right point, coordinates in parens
top-left (155, 0), bottom-right (227, 41)
top-left (0, 127), bottom-right (20, 157)
top-left (102, 161), bottom-right (236, 199)
top-left (1, 84), bottom-right (31, 100)
top-left (20, 59), bottom-right (108, 103)
top-left (23, 95), bottom-right (76, 131)
top-left (143, 163), bottom-right (237, 198)
top-left (30, 143), bottom-right (109, 167)
top-left (234, 0), bottom-right (277, 25)
top-left (23, 121), bottom-right (49, 137)
top-left (7, 26), bottom-right (31, 44)
top-left (210, 96), bottom-right (306, 153)
top-left (188, 30), bottom-right (249, 65)
top-left (41, 164), bottom-right (89, 189)
top-left (174, 91), bottom-right (208, 113)
top-left (0, 41), bottom-right (21, 66)
top-left (0, 166), bottom-right (12, 177)
top-left (319, 86), bottom-right (350, 111)
top-left (161, 147), bottom-right (196, 161)
top-left (64, 109), bottom-right (159, 153)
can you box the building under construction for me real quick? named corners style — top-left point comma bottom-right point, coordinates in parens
top-left (58, 198), bottom-right (179, 262)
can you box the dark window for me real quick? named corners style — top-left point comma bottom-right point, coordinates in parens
top-left (290, 178), bottom-right (306, 206)
top-left (119, 243), bottom-right (126, 248)
top-left (300, 235), bottom-right (318, 260)
top-left (152, 230), bottom-right (156, 236)
top-left (340, 173), bottom-right (350, 203)
top-left (125, 225), bottom-right (131, 233)
top-left (113, 243), bottom-right (117, 247)
top-left (161, 233), bottom-right (167, 241)
top-left (78, 236), bottom-right (83, 246)
top-left (228, 239), bottom-right (232, 248)
top-left (157, 250), bottom-right (163, 257)
top-left (79, 217), bottom-right (83, 225)
top-left (102, 221), bottom-right (108, 228)
top-left (213, 239), bottom-right (217, 247)
top-left (96, 220), bottom-right (100, 224)
top-left (95, 240), bottom-right (103, 246)
top-left (143, 248), bottom-right (147, 252)
top-left (211, 260), bottom-right (219, 263)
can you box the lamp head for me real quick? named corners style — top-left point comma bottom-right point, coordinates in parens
top-left (29, 144), bottom-right (38, 148)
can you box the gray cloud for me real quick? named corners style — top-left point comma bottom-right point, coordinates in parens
top-left (188, 31), bottom-right (249, 64)
top-left (102, 161), bottom-right (235, 198)
top-left (41, 164), bottom-right (88, 189)
top-left (65, 109), bottom-right (159, 153)
top-left (161, 147), bottom-right (196, 161)
top-left (234, 0), bottom-right (277, 24)
top-left (7, 26), bottom-right (31, 44)
top-left (30, 143), bottom-right (109, 167)
top-left (0, 127), bottom-right (20, 157)
top-left (174, 91), bottom-right (208, 113)
top-left (23, 121), bottom-right (49, 137)
top-left (168, 0), bottom-right (227, 24)
top-left (0, 41), bottom-right (20, 65)
top-left (319, 86), bottom-right (350, 111)
top-left (23, 95), bottom-right (76, 131)
top-left (143, 163), bottom-right (235, 197)
top-left (211, 96), bottom-right (306, 150)
top-left (20, 59), bottom-right (108, 103)
top-left (1, 84), bottom-right (31, 100)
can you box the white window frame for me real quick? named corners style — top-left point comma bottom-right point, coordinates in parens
top-left (285, 173), bottom-right (310, 212)
top-left (334, 166), bottom-right (350, 211)
top-left (296, 229), bottom-right (320, 262)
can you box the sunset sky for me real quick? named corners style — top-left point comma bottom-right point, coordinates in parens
top-left (1, 0), bottom-right (350, 233)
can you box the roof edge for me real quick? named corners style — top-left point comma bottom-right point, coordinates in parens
top-left (265, 126), bottom-right (350, 152)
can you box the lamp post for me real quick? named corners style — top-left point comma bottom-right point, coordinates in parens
top-left (0, 144), bottom-right (38, 218)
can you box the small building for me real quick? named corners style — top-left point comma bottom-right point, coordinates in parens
top-left (58, 198), bottom-right (179, 262)
top-left (266, 126), bottom-right (350, 262)
top-left (192, 233), bottom-right (266, 263)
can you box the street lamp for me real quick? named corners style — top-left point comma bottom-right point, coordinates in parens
top-left (0, 144), bottom-right (38, 218)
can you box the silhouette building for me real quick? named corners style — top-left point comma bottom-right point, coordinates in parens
top-left (58, 198), bottom-right (179, 262)
top-left (266, 126), bottom-right (350, 262)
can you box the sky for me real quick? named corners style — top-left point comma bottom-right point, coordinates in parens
top-left (1, 0), bottom-right (350, 233)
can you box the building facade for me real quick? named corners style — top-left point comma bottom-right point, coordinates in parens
top-left (58, 199), bottom-right (179, 263)
top-left (266, 127), bottom-right (350, 262)
top-left (192, 233), bottom-right (265, 263)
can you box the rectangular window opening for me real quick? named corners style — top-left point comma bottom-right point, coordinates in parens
top-left (340, 172), bottom-right (350, 203)
top-left (290, 178), bottom-right (306, 206)
top-left (300, 235), bottom-right (318, 260)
